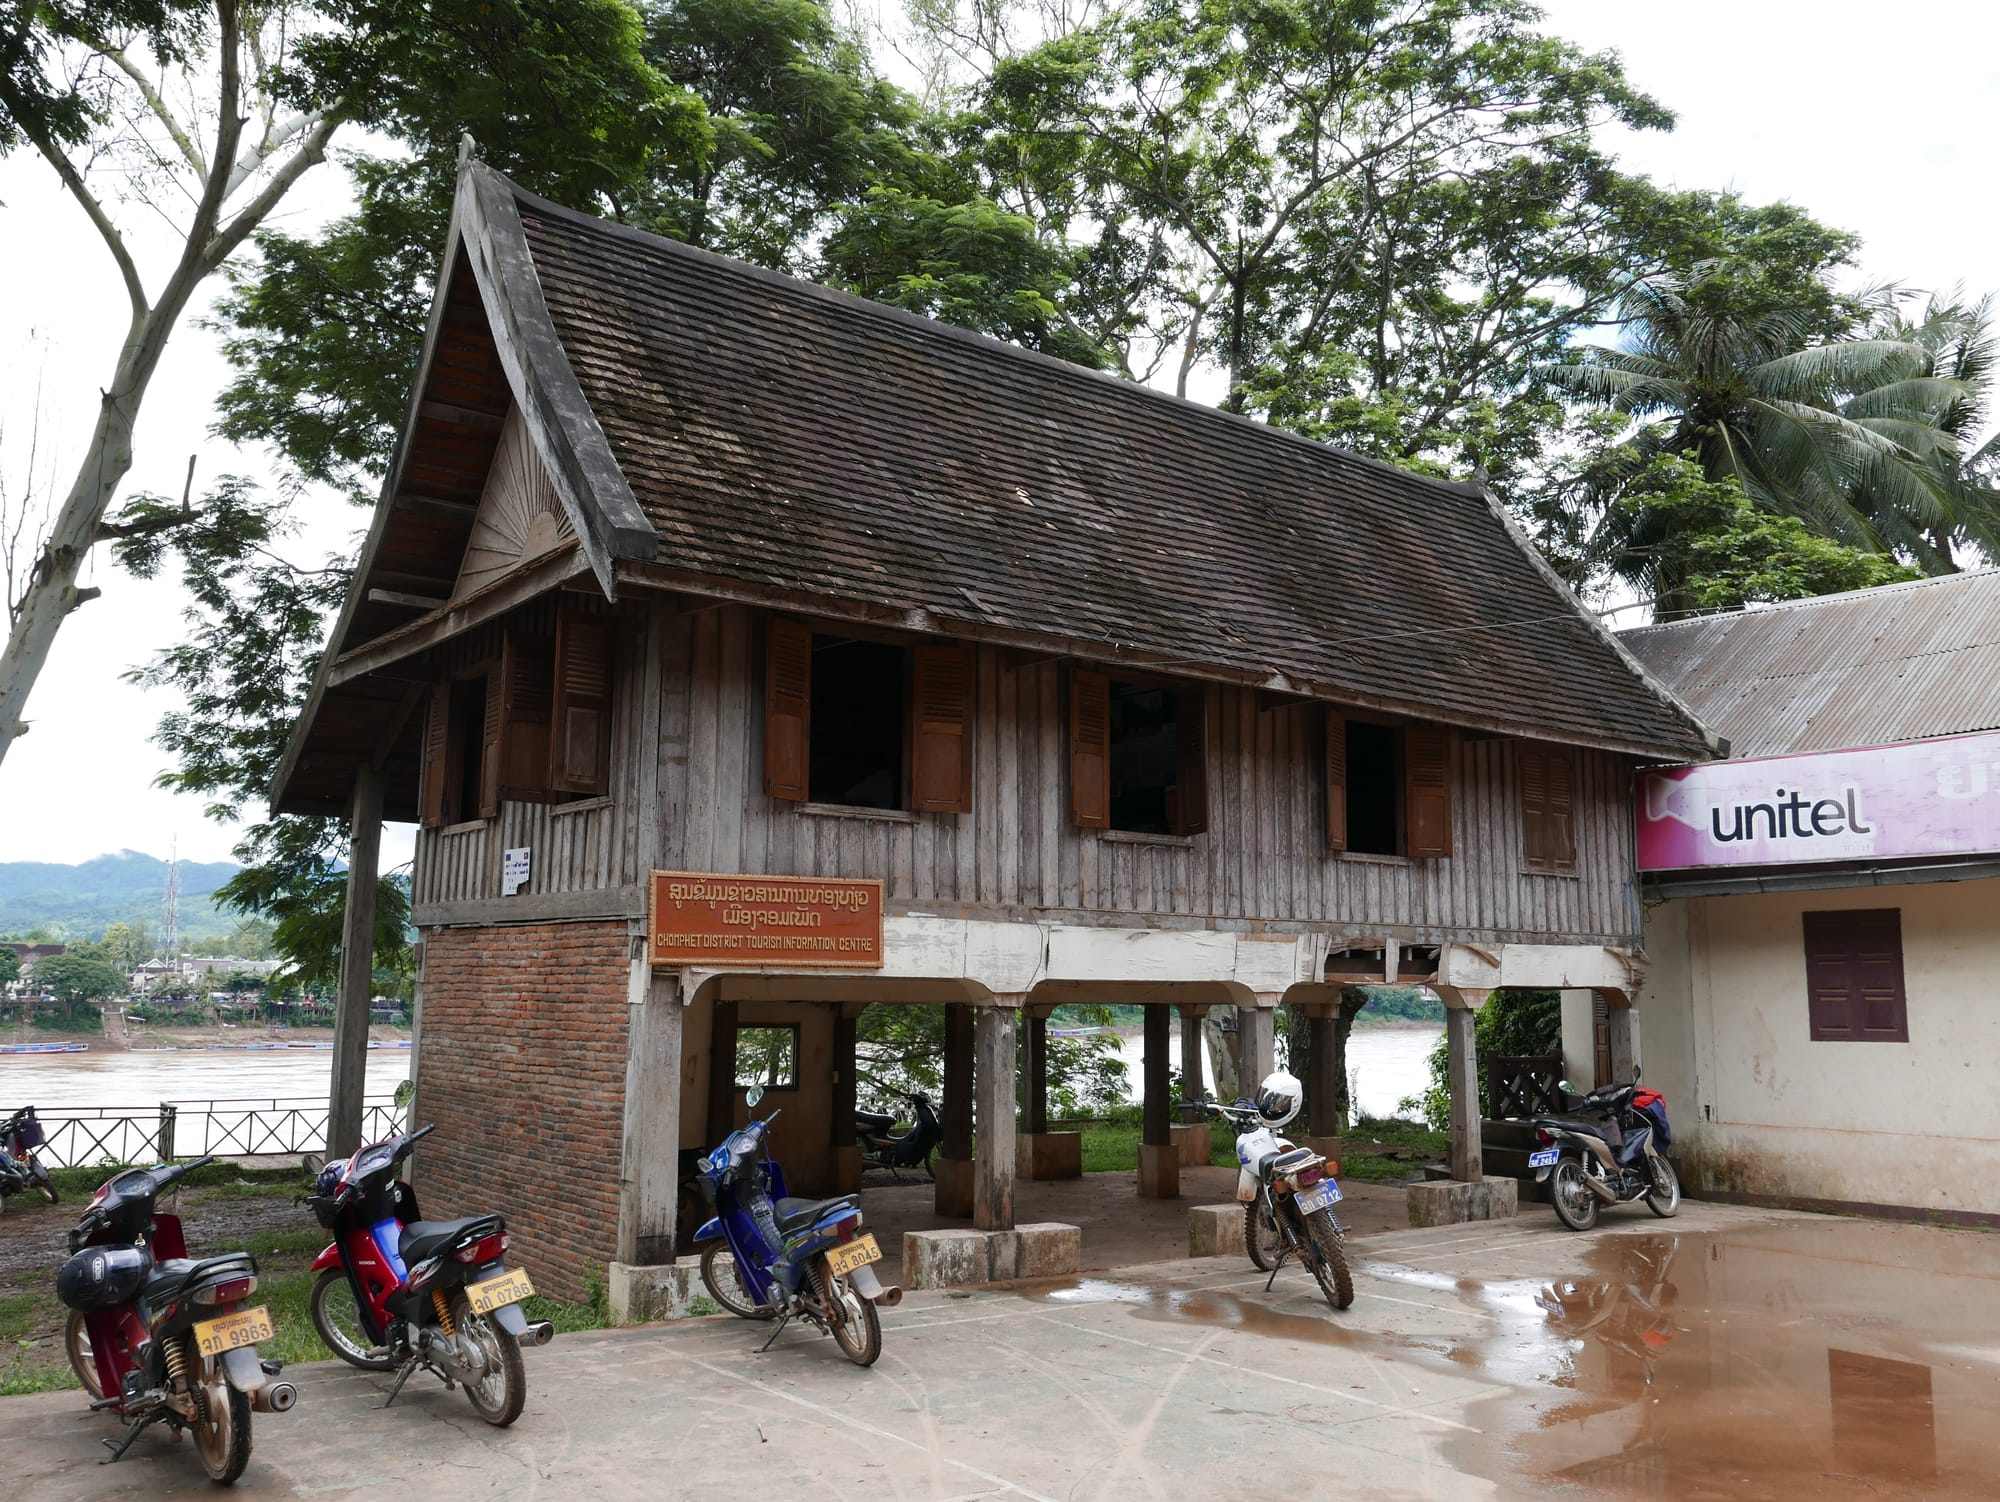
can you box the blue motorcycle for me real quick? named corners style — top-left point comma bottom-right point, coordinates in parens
top-left (693, 1087), bottom-right (901, 1366)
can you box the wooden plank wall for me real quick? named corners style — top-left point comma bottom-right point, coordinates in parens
top-left (415, 598), bottom-right (1642, 946)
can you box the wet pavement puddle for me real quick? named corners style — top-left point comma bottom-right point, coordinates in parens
top-left (1018, 1219), bottom-right (2000, 1497)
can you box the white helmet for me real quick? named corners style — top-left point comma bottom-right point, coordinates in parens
top-left (1255, 1070), bottom-right (1303, 1128)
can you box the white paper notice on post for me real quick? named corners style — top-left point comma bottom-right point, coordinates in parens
top-left (502, 847), bottom-right (531, 896)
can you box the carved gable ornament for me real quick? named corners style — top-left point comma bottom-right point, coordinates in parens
top-left (451, 405), bottom-right (576, 603)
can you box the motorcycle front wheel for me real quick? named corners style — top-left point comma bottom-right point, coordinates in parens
top-left (309, 1268), bottom-right (396, 1370)
top-left (1550, 1159), bottom-right (1600, 1231)
top-left (455, 1295), bottom-right (526, 1428)
top-left (1304, 1209), bottom-right (1355, 1311)
top-left (65, 1310), bottom-right (102, 1398)
top-left (700, 1243), bottom-right (776, 1320)
top-left (189, 1350), bottom-right (252, 1484)
top-left (1646, 1155), bottom-right (1682, 1218)
top-left (815, 1262), bottom-right (881, 1368)
top-left (1244, 1199), bottom-right (1282, 1272)
top-left (29, 1158), bottom-right (56, 1203)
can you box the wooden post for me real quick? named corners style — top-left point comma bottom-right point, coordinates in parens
top-left (1440, 990), bottom-right (1489, 1183)
top-left (936, 1002), bottom-right (975, 1216)
top-left (1178, 1003), bottom-right (1205, 1103)
top-left (1139, 1003), bottom-right (1178, 1198)
top-left (831, 1006), bottom-right (861, 1192)
top-left (973, 1004), bottom-right (1017, 1231)
top-left (1025, 1013), bottom-right (1048, 1135)
top-left (706, 999), bottom-right (739, 1149)
top-left (1236, 1003), bottom-right (1274, 1097)
top-left (1307, 1011), bottom-right (1340, 1137)
top-left (329, 763), bottom-right (383, 1158)
top-left (617, 966), bottom-right (684, 1266)
top-left (1605, 991), bottom-right (1639, 1083)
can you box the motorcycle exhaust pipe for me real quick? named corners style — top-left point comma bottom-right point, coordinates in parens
top-left (256, 1381), bottom-right (299, 1413)
top-left (1583, 1175), bottom-right (1619, 1203)
top-left (847, 1262), bottom-right (902, 1307)
top-left (524, 1320), bottom-right (556, 1347)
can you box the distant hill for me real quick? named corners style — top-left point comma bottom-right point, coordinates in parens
top-left (0, 851), bottom-right (243, 942)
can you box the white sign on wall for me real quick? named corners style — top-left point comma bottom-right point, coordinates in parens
top-left (502, 846), bottom-right (531, 896)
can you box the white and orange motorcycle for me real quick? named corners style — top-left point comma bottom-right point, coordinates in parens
top-left (1201, 1071), bottom-right (1354, 1311)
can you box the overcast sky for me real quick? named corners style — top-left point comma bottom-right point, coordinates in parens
top-left (3, 1), bottom-right (1997, 871)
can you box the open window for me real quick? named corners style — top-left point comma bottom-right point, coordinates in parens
top-left (1325, 711), bottom-right (1452, 857)
top-left (1069, 669), bottom-right (1207, 835)
top-left (734, 1025), bottom-right (799, 1089)
top-left (763, 617), bottom-right (972, 812)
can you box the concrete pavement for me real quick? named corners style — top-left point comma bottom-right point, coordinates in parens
top-left (8, 1200), bottom-right (1998, 1500)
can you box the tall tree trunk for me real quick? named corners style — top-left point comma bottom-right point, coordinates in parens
top-left (1201, 1012), bottom-right (1241, 1102)
top-left (1329, 988), bottom-right (1369, 1134)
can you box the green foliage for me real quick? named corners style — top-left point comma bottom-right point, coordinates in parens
top-left (32, 1001), bottom-right (103, 1033)
top-left (1355, 987), bottom-right (1444, 1027)
top-left (1403, 990), bottom-right (1563, 1129)
top-left (216, 861), bottom-right (412, 996)
top-left (27, 950), bottom-right (125, 1002)
top-left (0, 946), bottom-right (17, 986)
top-left (855, 1002), bottom-right (1127, 1116)
top-left (0, 0), bottom-right (202, 152)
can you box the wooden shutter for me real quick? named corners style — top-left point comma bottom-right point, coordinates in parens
top-left (551, 609), bottom-right (613, 796)
top-left (1324, 710), bottom-right (1347, 851)
top-left (1172, 685), bottom-right (1209, 835)
top-left (764, 617), bottom-right (812, 802)
top-left (1403, 725), bottom-right (1453, 858)
top-left (478, 664), bottom-right (504, 819)
top-left (420, 686), bottom-right (450, 829)
top-left (1069, 669), bottom-right (1110, 829)
top-left (497, 630), bottom-right (556, 804)
top-left (1805, 909), bottom-right (1908, 1042)
top-left (910, 642), bottom-right (973, 813)
top-left (1523, 742), bottom-right (1579, 870)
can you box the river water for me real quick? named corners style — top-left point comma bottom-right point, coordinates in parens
top-left (1109, 1022), bottom-right (1438, 1120)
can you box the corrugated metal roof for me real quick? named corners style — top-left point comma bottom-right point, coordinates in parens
top-left (1619, 570), bottom-right (2000, 756)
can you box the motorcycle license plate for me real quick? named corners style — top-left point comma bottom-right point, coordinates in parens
top-left (467, 1268), bottom-right (535, 1315)
top-left (1295, 1178), bottom-right (1343, 1214)
top-left (824, 1234), bottom-right (882, 1277)
top-left (1528, 1148), bottom-right (1561, 1169)
top-left (192, 1306), bottom-right (273, 1358)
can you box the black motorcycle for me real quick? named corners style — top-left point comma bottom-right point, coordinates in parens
top-left (1530, 1074), bottom-right (1680, 1231)
top-left (1, 1106), bottom-right (57, 1210)
top-left (855, 1092), bottom-right (943, 1179)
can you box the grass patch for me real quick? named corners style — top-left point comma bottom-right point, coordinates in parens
top-left (0, 1292), bottom-right (41, 1342)
top-left (1072, 1110), bottom-right (1236, 1173)
top-left (1350, 1115), bottom-right (1448, 1154)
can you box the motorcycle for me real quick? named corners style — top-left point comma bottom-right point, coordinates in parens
top-left (1200, 1069), bottom-right (1354, 1312)
top-left (1535, 1236), bottom-right (1681, 1384)
top-left (0, 1105), bottom-right (57, 1210)
top-left (695, 1085), bottom-right (902, 1366)
top-left (1529, 1073), bottom-right (1680, 1231)
top-left (300, 1123), bottom-right (552, 1426)
top-left (854, 1091), bottom-right (943, 1180)
top-left (57, 1152), bottom-right (297, 1484)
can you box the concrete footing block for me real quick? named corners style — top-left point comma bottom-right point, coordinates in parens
top-left (608, 1261), bottom-right (704, 1324)
top-left (1172, 1122), bottom-right (1211, 1169)
top-left (1188, 1203), bottom-right (1246, 1258)
top-left (904, 1222), bottom-right (1082, 1288)
top-left (1018, 1131), bottom-right (1083, 1180)
top-left (933, 1156), bottom-right (974, 1217)
top-left (1405, 1176), bottom-right (1520, 1228)
top-left (1138, 1142), bottom-right (1181, 1199)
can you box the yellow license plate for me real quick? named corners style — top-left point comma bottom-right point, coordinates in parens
top-left (824, 1234), bottom-right (882, 1277)
top-left (192, 1306), bottom-right (274, 1358)
top-left (467, 1268), bottom-right (535, 1315)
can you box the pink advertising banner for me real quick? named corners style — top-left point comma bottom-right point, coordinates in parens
top-left (1636, 729), bottom-right (2000, 871)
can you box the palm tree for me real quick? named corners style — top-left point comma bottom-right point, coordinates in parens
top-left (1544, 266), bottom-right (1999, 570)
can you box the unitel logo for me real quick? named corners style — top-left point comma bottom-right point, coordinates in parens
top-left (1708, 786), bottom-right (1872, 843)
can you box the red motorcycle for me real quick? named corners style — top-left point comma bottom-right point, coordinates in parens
top-left (301, 1123), bottom-right (551, 1426)
top-left (58, 1153), bottom-right (297, 1484)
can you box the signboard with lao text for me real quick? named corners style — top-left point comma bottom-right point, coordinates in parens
top-left (1636, 729), bottom-right (2000, 872)
top-left (647, 871), bottom-right (884, 968)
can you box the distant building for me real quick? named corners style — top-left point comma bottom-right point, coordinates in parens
top-left (1622, 569), bottom-right (2000, 1225)
top-left (4, 942), bottom-right (67, 979)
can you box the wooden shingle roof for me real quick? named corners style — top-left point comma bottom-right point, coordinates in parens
top-left (509, 177), bottom-right (1709, 760)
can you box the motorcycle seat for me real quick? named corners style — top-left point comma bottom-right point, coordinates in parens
top-left (1537, 1116), bottom-right (1611, 1139)
top-left (399, 1215), bottom-right (504, 1265)
top-left (854, 1109), bottom-right (897, 1133)
top-left (774, 1195), bottom-right (859, 1235)
top-left (143, 1257), bottom-right (195, 1297)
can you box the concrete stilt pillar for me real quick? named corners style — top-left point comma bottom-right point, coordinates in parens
top-left (329, 764), bottom-right (383, 1158)
top-left (616, 967), bottom-right (684, 1268)
top-left (1025, 1013), bottom-right (1048, 1135)
top-left (1437, 988), bottom-right (1491, 1183)
top-left (1139, 1004), bottom-right (1178, 1198)
top-left (1605, 990), bottom-right (1640, 1083)
top-left (1018, 1010), bottom-right (1081, 1181)
top-left (973, 1005), bottom-right (1017, 1231)
top-left (936, 1002), bottom-right (975, 1217)
top-left (831, 1006), bottom-right (861, 1193)
top-left (1178, 1004), bottom-right (1206, 1104)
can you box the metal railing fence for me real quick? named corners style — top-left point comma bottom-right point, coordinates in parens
top-left (29, 1096), bottom-right (407, 1168)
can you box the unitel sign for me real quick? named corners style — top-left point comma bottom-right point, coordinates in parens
top-left (1636, 729), bottom-right (2000, 872)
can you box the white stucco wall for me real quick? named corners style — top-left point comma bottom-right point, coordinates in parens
top-left (1637, 876), bottom-right (2000, 1217)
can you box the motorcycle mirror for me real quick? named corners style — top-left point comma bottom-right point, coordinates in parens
top-left (301, 1154), bottom-right (324, 1176)
top-left (1633, 1066), bottom-right (1643, 1082)
top-left (1557, 1081), bottom-right (1577, 1095)
top-left (746, 1085), bottom-right (765, 1109)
